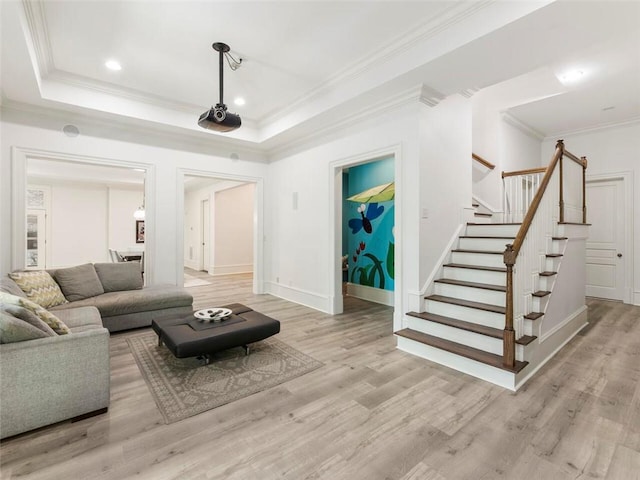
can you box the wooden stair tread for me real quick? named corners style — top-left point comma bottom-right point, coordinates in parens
top-left (532, 290), bottom-right (551, 297)
top-left (459, 236), bottom-right (515, 240)
top-left (467, 222), bottom-right (521, 226)
top-left (518, 335), bottom-right (537, 346)
top-left (552, 236), bottom-right (568, 240)
top-left (434, 278), bottom-right (506, 292)
top-left (425, 294), bottom-right (505, 314)
top-left (546, 253), bottom-right (563, 258)
top-left (395, 329), bottom-right (528, 374)
top-left (474, 212), bottom-right (492, 217)
top-left (451, 249), bottom-right (503, 255)
top-left (524, 312), bottom-right (544, 320)
top-left (444, 263), bottom-right (507, 273)
top-left (539, 271), bottom-right (557, 276)
top-left (406, 311), bottom-right (534, 345)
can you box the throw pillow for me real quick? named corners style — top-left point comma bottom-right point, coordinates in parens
top-left (0, 304), bottom-right (56, 336)
top-left (0, 292), bottom-right (70, 335)
top-left (53, 263), bottom-right (104, 302)
top-left (7, 270), bottom-right (68, 308)
top-left (94, 262), bottom-right (143, 293)
top-left (0, 312), bottom-right (50, 343)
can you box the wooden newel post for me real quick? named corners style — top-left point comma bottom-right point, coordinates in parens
top-left (581, 156), bottom-right (587, 224)
top-left (558, 140), bottom-right (565, 223)
top-left (503, 244), bottom-right (517, 368)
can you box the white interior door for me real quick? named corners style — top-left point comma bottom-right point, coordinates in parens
top-left (585, 178), bottom-right (625, 300)
top-left (201, 199), bottom-right (210, 272)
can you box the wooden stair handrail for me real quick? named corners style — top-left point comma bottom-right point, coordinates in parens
top-left (502, 139), bottom-right (587, 368)
top-left (502, 167), bottom-right (546, 178)
top-left (472, 153), bottom-right (495, 170)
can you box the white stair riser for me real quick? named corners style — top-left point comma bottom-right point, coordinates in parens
top-left (396, 336), bottom-right (517, 390)
top-left (550, 240), bottom-right (566, 254)
top-left (466, 224), bottom-right (520, 237)
top-left (434, 283), bottom-right (505, 307)
top-left (451, 251), bottom-right (504, 268)
top-left (459, 238), bottom-right (514, 251)
top-left (533, 295), bottom-right (550, 312)
top-left (539, 275), bottom-right (557, 291)
top-left (406, 316), bottom-right (504, 356)
top-left (472, 215), bottom-right (492, 224)
top-left (545, 257), bottom-right (562, 271)
top-left (443, 267), bottom-right (506, 286)
top-left (425, 300), bottom-right (504, 329)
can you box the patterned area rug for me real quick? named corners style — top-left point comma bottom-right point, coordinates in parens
top-left (127, 332), bottom-right (323, 423)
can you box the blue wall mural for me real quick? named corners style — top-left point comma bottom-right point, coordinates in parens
top-left (343, 157), bottom-right (394, 291)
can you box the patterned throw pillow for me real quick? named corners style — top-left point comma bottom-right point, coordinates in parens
top-left (8, 270), bottom-right (68, 308)
top-left (0, 292), bottom-right (70, 335)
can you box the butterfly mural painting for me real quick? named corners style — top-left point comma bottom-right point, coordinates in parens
top-left (348, 202), bottom-right (384, 234)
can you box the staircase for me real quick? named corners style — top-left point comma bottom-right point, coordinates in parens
top-left (396, 141), bottom-right (588, 390)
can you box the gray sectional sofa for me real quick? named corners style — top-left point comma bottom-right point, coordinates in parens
top-left (0, 261), bottom-right (193, 439)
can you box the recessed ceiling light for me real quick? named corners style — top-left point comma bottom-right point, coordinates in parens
top-left (234, 97), bottom-right (246, 106)
top-left (105, 59), bottom-right (122, 71)
top-left (558, 69), bottom-right (584, 85)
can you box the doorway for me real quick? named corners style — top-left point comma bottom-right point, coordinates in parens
top-left (182, 174), bottom-right (258, 289)
top-left (330, 145), bottom-right (402, 329)
top-left (585, 174), bottom-right (631, 302)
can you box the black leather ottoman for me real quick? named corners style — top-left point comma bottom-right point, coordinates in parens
top-left (151, 303), bottom-right (280, 363)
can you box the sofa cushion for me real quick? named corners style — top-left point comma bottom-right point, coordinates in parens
top-left (7, 270), bottom-right (68, 308)
top-left (0, 292), bottom-right (70, 335)
top-left (0, 304), bottom-right (56, 336)
top-left (0, 277), bottom-right (27, 298)
top-left (51, 285), bottom-right (192, 318)
top-left (94, 262), bottom-right (143, 292)
top-left (54, 306), bottom-right (103, 330)
top-left (0, 312), bottom-right (50, 343)
top-left (53, 264), bottom-right (104, 302)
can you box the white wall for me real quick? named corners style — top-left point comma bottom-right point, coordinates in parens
top-left (419, 95), bottom-right (472, 284)
top-left (0, 108), bottom-right (268, 286)
top-left (542, 122), bottom-right (640, 305)
top-left (108, 187), bottom-right (144, 253)
top-left (472, 82), bottom-right (544, 211)
top-left (25, 181), bottom-right (143, 268)
top-left (265, 102), bottom-right (421, 316)
top-left (265, 93), bottom-right (474, 323)
top-left (214, 183), bottom-right (254, 275)
top-left (183, 179), bottom-right (251, 273)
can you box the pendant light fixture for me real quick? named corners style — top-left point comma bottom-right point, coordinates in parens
top-left (133, 176), bottom-right (145, 220)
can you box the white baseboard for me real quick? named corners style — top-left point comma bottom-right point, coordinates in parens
top-left (211, 263), bottom-right (253, 276)
top-left (183, 260), bottom-right (199, 270)
top-left (346, 283), bottom-right (393, 306)
top-left (633, 290), bottom-right (640, 306)
top-left (515, 306), bottom-right (588, 390)
top-left (264, 281), bottom-right (331, 313)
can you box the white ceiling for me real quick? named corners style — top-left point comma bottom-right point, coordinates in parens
top-left (2, 0), bottom-right (639, 151)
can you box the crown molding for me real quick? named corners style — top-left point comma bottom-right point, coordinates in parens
top-left (266, 84), bottom-right (428, 159)
top-left (0, 99), bottom-right (267, 159)
top-left (21, 0), bottom-right (53, 77)
top-left (500, 111), bottom-right (545, 141)
top-left (256, 0), bottom-right (494, 127)
top-left (418, 85), bottom-right (446, 107)
top-left (44, 70), bottom-right (204, 115)
top-left (459, 87), bottom-right (480, 99)
top-left (543, 115), bottom-right (640, 141)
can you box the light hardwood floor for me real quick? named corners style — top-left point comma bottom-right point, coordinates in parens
top-left (1, 272), bottom-right (639, 479)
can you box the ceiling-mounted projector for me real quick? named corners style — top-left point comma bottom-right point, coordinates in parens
top-left (198, 42), bottom-right (241, 132)
top-left (198, 105), bottom-right (241, 132)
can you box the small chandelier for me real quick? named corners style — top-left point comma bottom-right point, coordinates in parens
top-left (133, 176), bottom-right (145, 219)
